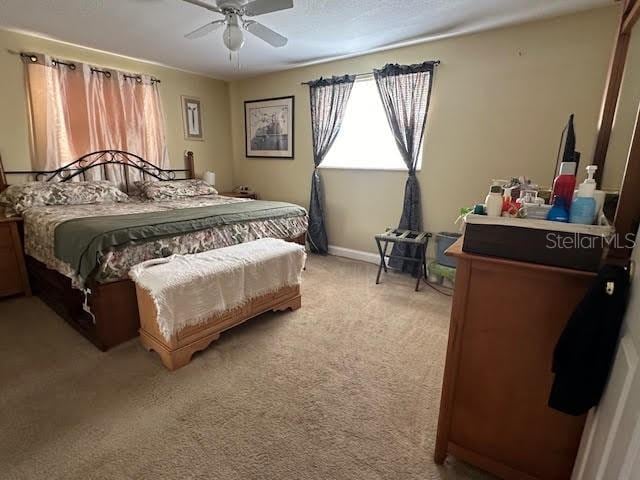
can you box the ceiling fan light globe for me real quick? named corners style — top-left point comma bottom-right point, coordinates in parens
top-left (223, 24), bottom-right (245, 51)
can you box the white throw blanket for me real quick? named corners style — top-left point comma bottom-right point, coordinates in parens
top-left (129, 238), bottom-right (306, 341)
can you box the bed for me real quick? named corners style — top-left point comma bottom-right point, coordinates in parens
top-left (1, 150), bottom-right (307, 350)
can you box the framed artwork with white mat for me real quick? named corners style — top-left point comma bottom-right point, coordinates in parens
top-left (182, 96), bottom-right (203, 141)
top-left (244, 96), bottom-right (294, 158)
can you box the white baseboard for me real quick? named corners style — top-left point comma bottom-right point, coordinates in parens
top-left (327, 245), bottom-right (379, 265)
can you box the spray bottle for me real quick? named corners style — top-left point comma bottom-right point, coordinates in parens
top-left (570, 165), bottom-right (597, 224)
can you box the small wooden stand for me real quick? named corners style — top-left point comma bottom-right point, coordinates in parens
top-left (137, 284), bottom-right (301, 370)
top-left (220, 191), bottom-right (258, 200)
top-left (0, 214), bottom-right (31, 298)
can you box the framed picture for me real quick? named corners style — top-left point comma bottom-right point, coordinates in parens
top-left (182, 96), bottom-right (203, 141)
top-left (244, 96), bottom-right (294, 158)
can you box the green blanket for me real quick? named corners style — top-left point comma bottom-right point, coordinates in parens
top-left (54, 200), bottom-right (306, 283)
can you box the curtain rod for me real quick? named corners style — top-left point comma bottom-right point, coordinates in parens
top-left (300, 60), bottom-right (441, 85)
top-left (12, 50), bottom-right (161, 84)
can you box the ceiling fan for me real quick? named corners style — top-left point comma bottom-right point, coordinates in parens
top-left (182, 0), bottom-right (292, 52)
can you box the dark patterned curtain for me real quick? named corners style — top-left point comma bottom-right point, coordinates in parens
top-left (307, 75), bottom-right (356, 254)
top-left (373, 62), bottom-right (436, 273)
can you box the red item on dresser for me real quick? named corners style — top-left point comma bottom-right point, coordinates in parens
top-left (551, 162), bottom-right (577, 208)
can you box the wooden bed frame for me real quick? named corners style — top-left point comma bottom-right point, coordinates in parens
top-left (2, 150), bottom-right (306, 351)
top-left (26, 234), bottom-right (305, 351)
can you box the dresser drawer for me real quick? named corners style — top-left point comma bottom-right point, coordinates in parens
top-left (0, 219), bottom-right (30, 297)
top-left (0, 224), bottom-right (13, 249)
top-left (0, 248), bottom-right (22, 294)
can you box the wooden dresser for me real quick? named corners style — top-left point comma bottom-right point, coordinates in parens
top-left (0, 215), bottom-right (31, 298)
top-left (435, 239), bottom-right (592, 480)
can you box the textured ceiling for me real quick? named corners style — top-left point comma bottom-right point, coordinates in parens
top-left (0, 0), bottom-right (612, 79)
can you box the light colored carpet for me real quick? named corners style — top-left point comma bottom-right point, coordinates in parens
top-left (0, 255), bottom-right (494, 480)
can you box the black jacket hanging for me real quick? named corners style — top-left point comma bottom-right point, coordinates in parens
top-left (549, 264), bottom-right (631, 416)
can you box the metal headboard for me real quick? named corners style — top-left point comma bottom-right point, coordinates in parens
top-left (2, 150), bottom-right (196, 193)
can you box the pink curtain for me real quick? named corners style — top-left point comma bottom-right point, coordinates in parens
top-left (23, 54), bottom-right (168, 175)
top-left (118, 72), bottom-right (168, 168)
top-left (24, 55), bottom-right (89, 171)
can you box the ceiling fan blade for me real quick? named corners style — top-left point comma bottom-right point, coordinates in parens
top-left (244, 0), bottom-right (293, 17)
top-left (181, 0), bottom-right (223, 14)
top-left (245, 21), bottom-right (288, 47)
top-left (185, 20), bottom-right (225, 39)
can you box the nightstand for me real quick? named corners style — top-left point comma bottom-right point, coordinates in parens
top-left (0, 216), bottom-right (31, 298)
top-left (221, 191), bottom-right (259, 200)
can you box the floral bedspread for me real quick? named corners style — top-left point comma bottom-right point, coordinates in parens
top-left (23, 195), bottom-right (308, 286)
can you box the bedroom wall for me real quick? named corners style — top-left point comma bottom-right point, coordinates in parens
top-left (228, 6), bottom-right (620, 255)
top-left (0, 28), bottom-right (233, 191)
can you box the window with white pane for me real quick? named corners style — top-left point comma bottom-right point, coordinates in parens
top-left (321, 77), bottom-right (423, 171)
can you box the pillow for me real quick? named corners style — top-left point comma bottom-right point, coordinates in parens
top-left (136, 179), bottom-right (218, 200)
top-left (0, 181), bottom-right (129, 215)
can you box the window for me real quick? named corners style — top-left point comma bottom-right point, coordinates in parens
top-left (22, 53), bottom-right (167, 172)
top-left (321, 77), bottom-right (422, 171)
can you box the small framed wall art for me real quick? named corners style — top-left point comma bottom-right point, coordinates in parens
top-left (182, 96), bottom-right (203, 141)
top-left (244, 96), bottom-right (294, 158)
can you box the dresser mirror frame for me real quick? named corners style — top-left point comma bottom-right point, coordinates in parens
top-left (595, 0), bottom-right (640, 260)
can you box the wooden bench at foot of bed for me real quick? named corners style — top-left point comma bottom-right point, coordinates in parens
top-left (137, 285), bottom-right (301, 370)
